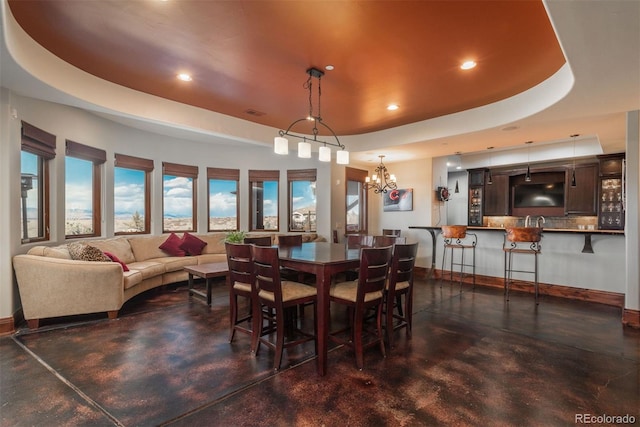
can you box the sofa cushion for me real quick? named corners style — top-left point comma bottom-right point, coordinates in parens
top-left (179, 232), bottom-right (207, 256)
top-left (68, 243), bottom-right (111, 262)
top-left (129, 235), bottom-right (177, 261)
top-left (159, 233), bottom-right (186, 257)
top-left (88, 237), bottom-right (136, 264)
top-left (200, 233), bottom-right (226, 255)
top-left (197, 253), bottom-right (228, 265)
top-left (126, 261), bottom-right (165, 280)
top-left (151, 256), bottom-right (198, 272)
top-left (104, 251), bottom-right (130, 272)
top-left (41, 246), bottom-right (72, 259)
top-left (123, 270), bottom-right (143, 290)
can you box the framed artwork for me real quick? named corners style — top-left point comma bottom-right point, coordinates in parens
top-left (383, 188), bottom-right (413, 212)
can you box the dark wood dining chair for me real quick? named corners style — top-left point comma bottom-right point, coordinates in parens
top-left (346, 233), bottom-right (373, 249)
top-left (329, 246), bottom-right (392, 370)
top-left (225, 242), bottom-right (258, 348)
top-left (276, 234), bottom-right (303, 246)
top-left (385, 242), bottom-right (418, 348)
top-left (276, 234), bottom-right (308, 289)
top-left (382, 229), bottom-right (401, 237)
top-left (372, 235), bottom-right (406, 247)
top-left (251, 245), bottom-right (317, 371)
top-left (243, 236), bottom-right (272, 246)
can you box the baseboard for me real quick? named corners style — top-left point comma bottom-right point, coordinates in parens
top-left (622, 309), bottom-right (640, 329)
top-left (415, 266), bottom-right (626, 309)
top-left (0, 316), bottom-right (15, 336)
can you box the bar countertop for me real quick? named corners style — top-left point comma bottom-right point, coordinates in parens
top-left (409, 225), bottom-right (624, 255)
top-left (409, 225), bottom-right (624, 236)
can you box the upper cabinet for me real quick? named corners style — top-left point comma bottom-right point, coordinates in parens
top-left (598, 154), bottom-right (624, 176)
top-left (565, 163), bottom-right (598, 215)
top-left (484, 173), bottom-right (509, 216)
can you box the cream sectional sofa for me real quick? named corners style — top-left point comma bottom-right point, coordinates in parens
top-left (13, 232), bottom-right (320, 329)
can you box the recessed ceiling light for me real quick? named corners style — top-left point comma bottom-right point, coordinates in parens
top-left (325, 65), bottom-right (334, 71)
top-left (460, 60), bottom-right (476, 70)
top-left (387, 104), bottom-right (399, 111)
top-left (177, 73), bottom-right (192, 82)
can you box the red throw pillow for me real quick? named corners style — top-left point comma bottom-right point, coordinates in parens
top-left (159, 233), bottom-right (186, 257)
top-left (179, 232), bottom-right (207, 256)
top-left (103, 251), bottom-right (130, 272)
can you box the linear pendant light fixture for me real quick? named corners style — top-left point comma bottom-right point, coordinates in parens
top-left (274, 67), bottom-right (349, 165)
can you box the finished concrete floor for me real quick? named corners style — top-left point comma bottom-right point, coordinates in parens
top-left (2, 277), bottom-right (639, 426)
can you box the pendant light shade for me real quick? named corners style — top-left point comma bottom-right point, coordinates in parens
top-left (336, 150), bottom-right (349, 165)
top-left (274, 136), bottom-right (289, 155)
top-left (298, 141), bottom-right (311, 158)
top-left (318, 146), bottom-right (331, 162)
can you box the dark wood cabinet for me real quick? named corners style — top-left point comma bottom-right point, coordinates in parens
top-left (467, 169), bottom-right (485, 226)
top-left (468, 168), bottom-right (485, 186)
top-left (468, 186), bottom-right (483, 226)
top-left (597, 153), bottom-right (625, 230)
top-left (484, 173), bottom-right (509, 216)
top-left (565, 163), bottom-right (598, 215)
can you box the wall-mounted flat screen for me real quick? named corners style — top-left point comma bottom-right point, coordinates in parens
top-left (513, 182), bottom-right (564, 208)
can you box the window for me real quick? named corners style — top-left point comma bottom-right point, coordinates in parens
top-left (114, 154), bottom-right (153, 234)
top-left (65, 140), bottom-right (106, 238)
top-left (288, 169), bottom-right (317, 232)
top-left (163, 162), bottom-right (198, 232)
top-left (345, 167), bottom-right (368, 233)
top-left (20, 122), bottom-right (55, 243)
top-left (249, 170), bottom-right (279, 231)
top-left (208, 167), bottom-right (239, 231)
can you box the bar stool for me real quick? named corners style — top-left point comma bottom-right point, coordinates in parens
top-left (503, 227), bottom-right (543, 304)
top-left (440, 225), bottom-right (477, 291)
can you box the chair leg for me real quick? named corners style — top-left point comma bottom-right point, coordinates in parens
top-left (440, 245), bottom-right (447, 288)
top-left (229, 294), bottom-right (237, 343)
top-left (505, 251), bottom-right (513, 301)
top-left (449, 247), bottom-right (454, 284)
top-left (250, 297), bottom-right (260, 354)
top-left (459, 247), bottom-right (465, 292)
top-left (274, 308), bottom-right (286, 371)
top-left (376, 305), bottom-right (386, 359)
top-left (406, 290), bottom-right (413, 339)
top-left (354, 307), bottom-right (365, 370)
top-left (385, 294), bottom-right (395, 348)
top-left (534, 252), bottom-right (539, 305)
top-left (472, 245), bottom-right (476, 290)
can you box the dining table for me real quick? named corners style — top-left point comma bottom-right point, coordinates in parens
top-left (277, 241), bottom-right (361, 376)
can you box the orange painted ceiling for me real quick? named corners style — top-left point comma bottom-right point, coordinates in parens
top-left (8, 0), bottom-right (564, 136)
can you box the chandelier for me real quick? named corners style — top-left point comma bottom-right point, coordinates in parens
top-left (364, 155), bottom-right (397, 194)
top-left (274, 67), bottom-right (349, 165)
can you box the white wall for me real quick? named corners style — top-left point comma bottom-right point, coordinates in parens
top-left (446, 170), bottom-right (468, 225)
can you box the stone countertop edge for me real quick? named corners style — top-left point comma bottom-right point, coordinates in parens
top-left (408, 226), bottom-right (624, 235)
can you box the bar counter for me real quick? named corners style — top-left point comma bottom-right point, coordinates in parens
top-left (408, 226), bottom-right (626, 289)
